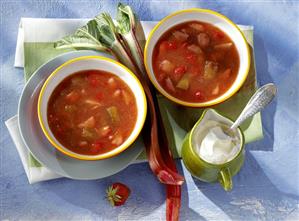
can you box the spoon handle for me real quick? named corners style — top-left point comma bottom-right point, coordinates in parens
top-left (230, 83), bottom-right (277, 130)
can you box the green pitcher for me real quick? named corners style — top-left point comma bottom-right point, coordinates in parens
top-left (181, 109), bottom-right (245, 191)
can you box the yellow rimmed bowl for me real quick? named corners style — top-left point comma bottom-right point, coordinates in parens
top-left (144, 8), bottom-right (251, 107)
top-left (38, 56), bottom-right (147, 161)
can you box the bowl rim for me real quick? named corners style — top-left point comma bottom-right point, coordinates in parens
top-left (144, 8), bottom-right (251, 107)
top-left (37, 55), bottom-right (147, 161)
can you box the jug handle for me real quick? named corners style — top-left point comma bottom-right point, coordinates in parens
top-left (218, 168), bottom-right (232, 191)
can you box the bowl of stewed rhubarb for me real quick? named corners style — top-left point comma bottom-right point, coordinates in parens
top-left (38, 56), bottom-right (147, 160)
top-left (144, 8), bottom-right (250, 107)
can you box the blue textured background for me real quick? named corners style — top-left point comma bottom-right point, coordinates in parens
top-left (1, 1), bottom-right (298, 220)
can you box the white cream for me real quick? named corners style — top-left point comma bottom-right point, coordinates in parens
top-left (193, 121), bottom-right (241, 164)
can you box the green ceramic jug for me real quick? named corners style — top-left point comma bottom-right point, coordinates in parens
top-left (181, 109), bottom-right (245, 191)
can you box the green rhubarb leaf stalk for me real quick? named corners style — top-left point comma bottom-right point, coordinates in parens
top-left (94, 12), bottom-right (139, 74)
top-left (116, 3), bottom-right (146, 74)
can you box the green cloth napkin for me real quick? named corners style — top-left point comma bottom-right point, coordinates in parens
top-left (24, 27), bottom-right (262, 162)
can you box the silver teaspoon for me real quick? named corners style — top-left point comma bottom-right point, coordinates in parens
top-left (230, 83), bottom-right (277, 131)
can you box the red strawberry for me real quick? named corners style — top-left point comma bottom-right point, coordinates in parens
top-left (106, 183), bottom-right (131, 206)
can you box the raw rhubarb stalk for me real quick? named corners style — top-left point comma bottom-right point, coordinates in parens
top-left (116, 4), bottom-right (183, 218)
top-left (115, 3), bottom-right (184, 185)
top-left (141, 83), bottom-right (184, 185)
top-left (116, 3), bottom-right (146, 74)
top-left (166, 185), bottom-right (181, 221)
top-left (157, 108), bottom-right (182, 221)
top-left (93, 13), bottom-right (140, 74)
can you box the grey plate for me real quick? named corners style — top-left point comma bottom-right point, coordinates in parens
top-left (18, 50), bottom-right (143, 180)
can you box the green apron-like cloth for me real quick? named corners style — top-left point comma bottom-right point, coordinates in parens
top-left (24, 28), bottom-right (262, 162)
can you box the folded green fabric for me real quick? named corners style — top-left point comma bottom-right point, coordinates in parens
top-left (24, 27), bottom-right (262, 162)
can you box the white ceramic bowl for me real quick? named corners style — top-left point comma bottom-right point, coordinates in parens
top-left (144, 8), bottom-right (250, 107)
top-left (38, 56), bottom-right (147, 160)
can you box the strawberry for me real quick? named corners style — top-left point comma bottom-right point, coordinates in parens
top-left (106, 183), bottom-right (131, 206)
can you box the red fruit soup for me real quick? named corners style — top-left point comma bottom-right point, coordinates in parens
top-left (152, 21), bottom-right (240, 102)
top-left (47, 70), bottom-right (137, 155)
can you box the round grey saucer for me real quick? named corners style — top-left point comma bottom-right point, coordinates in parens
top-left (18, 50), bottom-right (143, 180)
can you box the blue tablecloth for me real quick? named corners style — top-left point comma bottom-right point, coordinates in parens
top-left (1, 1), bottom-right (298, 220)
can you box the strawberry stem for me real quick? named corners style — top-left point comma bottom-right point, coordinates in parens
top-left (106, 186), bottom-right (122, 206)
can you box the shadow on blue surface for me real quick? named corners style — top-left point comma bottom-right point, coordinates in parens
top-left (36, 161), bottom-right (209, 220)
top-left (177, 163), bottom-right (208, 221)
top-left (192, 151), bottom-right (299, 220)
top-left (248, 33), bottom-right (276, 152)
top-left (38, 163), bottom-right (163, 219)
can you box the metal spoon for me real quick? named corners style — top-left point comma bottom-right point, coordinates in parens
top-left (229, 83), bottom-right (277, 132)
